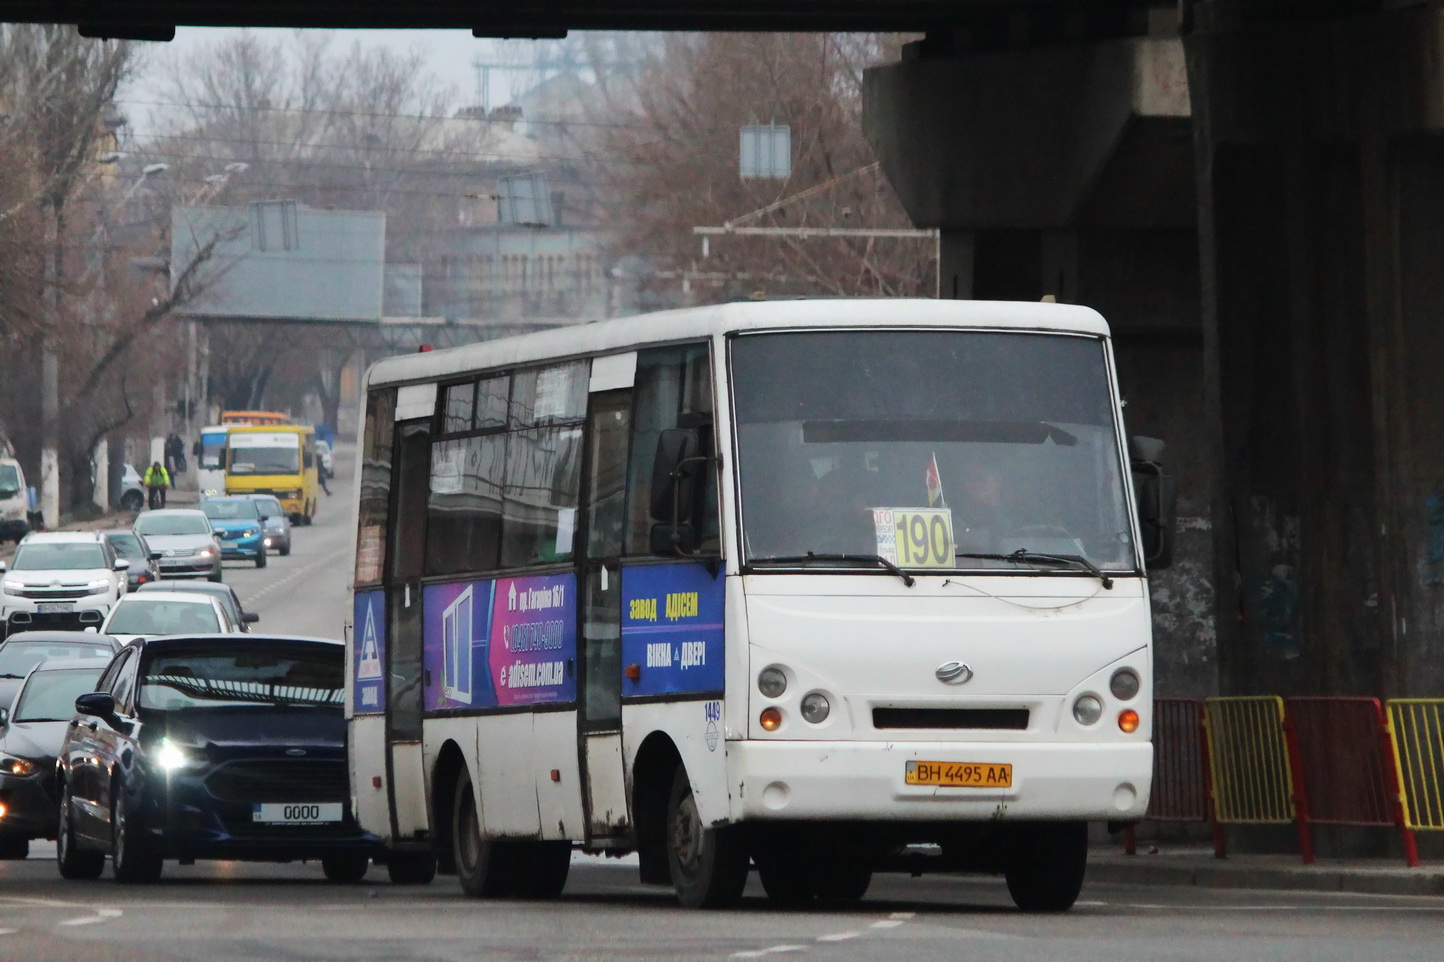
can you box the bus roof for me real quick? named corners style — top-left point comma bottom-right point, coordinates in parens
top-left (220, 410), bottom-right (290, 424)
top-left (227, 424), bottom-right (313, 435)
top-left (364, 298), bottom-right (1110, 389)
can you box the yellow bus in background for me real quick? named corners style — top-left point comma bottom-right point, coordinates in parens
top-left (224, 424), bottom-right (319, 525)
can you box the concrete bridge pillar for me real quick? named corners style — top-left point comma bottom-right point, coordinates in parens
top-left (1186, 4), bottom-right (1444, 696)
top-left (864, 31), bottom-right (1220, 696)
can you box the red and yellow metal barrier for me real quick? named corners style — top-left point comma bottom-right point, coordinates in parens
top-left (1203, 696), bottom-right (1312, 861)
top-left (1386, 699), bottom-right (1444, 834)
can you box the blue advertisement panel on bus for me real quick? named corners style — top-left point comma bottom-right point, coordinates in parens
top-left (422, 572), bottom-right (577, 712)
top-left (621, 563), bottom-right (725, 698)
top-left (352, 589), bottom-right (387, 714)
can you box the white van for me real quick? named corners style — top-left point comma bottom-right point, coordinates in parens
top-left (0, 456), bottom-right (29, 544)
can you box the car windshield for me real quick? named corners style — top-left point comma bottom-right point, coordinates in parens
top-left (228, 446), bottom-right (299, 475)
top-left (14, 665), bottom-right (107, 722)
top-left (139, 644), bottom-right (343, 710)
top-left (731, 330), bottom-right (1136, 573)
top-left (200, 434), bottom-right (227, 469)
top-left (0, 642), bottom-right (115, 677)
top-left (135, 513), bottom-right (210, 536)
top-left (202, 500), bottom-right (259, 520)
top-left (11, 543), bottom-right (106, 571)
top-left (105, 533), bottom-right (146, 562)
top-left (256, 498), bottom-right (285, 519)
top-left (0, 464), bottom-right (20, 498)
top-left (105, 599), bottom-right (220, 635)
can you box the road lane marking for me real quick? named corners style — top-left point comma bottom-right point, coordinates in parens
top-left (869, 919), bottom-right (905, 929)
top-left (59, 909), bottom-right (122, 927)
top-left (731, 946), bottom-right (806, 958)
top-left (816, 931), bottom-right (860, 942)
top-left (241, 547), bottom-right (346, 607)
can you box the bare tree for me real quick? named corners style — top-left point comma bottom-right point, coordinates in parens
top-left (600, 33), bottom-right (932, 303)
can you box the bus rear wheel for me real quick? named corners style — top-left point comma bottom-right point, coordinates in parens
top-left (451, 771), bottom-right (569, 898)
top-left (1003, 821), bottom-right (1088, 913)
top-left (666, 767), bottom-right (747, 909)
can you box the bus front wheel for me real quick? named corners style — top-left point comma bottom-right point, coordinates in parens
top-left (666, 767), bottom-right (747, 909)
top-left (1003, 821), bottom-right (1088, 913)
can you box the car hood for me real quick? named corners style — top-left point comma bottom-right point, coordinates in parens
top-left (1, 719), bottom-right (70, 763)
top-left (153, 706), bottom-right (344, 755)
top-left (3, 567), bottom-right (108, 586)
top-left (142, 534), bottom-right (215, 551)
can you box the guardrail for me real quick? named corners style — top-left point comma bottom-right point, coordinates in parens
top-left (1387, 700), bottom-right (1444, 834)
top-left (1127, 695), bottom-right (1441, 866)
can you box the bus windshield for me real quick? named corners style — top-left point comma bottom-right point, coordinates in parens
top-left (730, 330), bottom-right (1136, 572)
top-left (228, 446), bottom-right (299, 475)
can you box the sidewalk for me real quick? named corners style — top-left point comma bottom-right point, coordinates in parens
top-left (1088, 845), bottom-right (1444, 897)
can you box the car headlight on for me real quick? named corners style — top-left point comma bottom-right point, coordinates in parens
top-left (197, 546), bottom-right (216, 558)
top-left (0, 756), bottom-right (38, 777)
top-left (1072, 694), bottom-right (1104, 726)
top-left (239, 528), bottom-right (258, 538)
top-left (86, 579), bottom-right (113, 595)
top-left (1, 580), bottom-right (23, 596)
top-left (155, 740), bottom-right (201, 772)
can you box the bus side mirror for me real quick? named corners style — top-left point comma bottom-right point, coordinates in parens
top-left (649, 428), bottom-right (699, 523)
top-left (1130, 436), bottom-right (1177, 570)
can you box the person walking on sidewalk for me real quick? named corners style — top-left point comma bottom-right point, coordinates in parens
top-left (143, 461), bottom-right (171, 510)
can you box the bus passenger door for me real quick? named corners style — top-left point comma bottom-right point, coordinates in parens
top-left (578, 381), bottom-right (632, 841)
top-left (387, 418), bottom-right (431, 842)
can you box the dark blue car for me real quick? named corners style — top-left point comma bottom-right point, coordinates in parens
top-left (198, 497), bottom-right (268, 568)
top-left (55, 634), bottom-right (379, 882)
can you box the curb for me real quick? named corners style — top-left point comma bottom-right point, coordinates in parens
top-left (1088, 856), bottom-right (1444, 898)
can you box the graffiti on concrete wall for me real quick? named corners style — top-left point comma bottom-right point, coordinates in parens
top-left (1250, 496), bottom-right (1301, 659)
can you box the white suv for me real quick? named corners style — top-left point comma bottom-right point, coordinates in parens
top-left (0, 531), bottom-right (129, 637)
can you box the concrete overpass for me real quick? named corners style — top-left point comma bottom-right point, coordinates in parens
top-left (8, 0), bottom-right (1442, 699)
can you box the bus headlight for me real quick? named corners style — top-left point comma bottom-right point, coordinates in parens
top-left (1072, 694), bottom-right (1103, 726)
top-left (800, 692), bottom-right (830, 724)
top-left (1110, 668), bottom-right (1141, 701)
top-left (757, 666), bottom-right (787, 699)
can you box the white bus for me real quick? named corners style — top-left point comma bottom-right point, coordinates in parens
top-left (195, 424), bottom-right (230, 498)
top-left (346, 298), bottom-right (1175, 910)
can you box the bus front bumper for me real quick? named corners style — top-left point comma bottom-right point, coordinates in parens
top-left (728, 739), bottom-right (1151, 823)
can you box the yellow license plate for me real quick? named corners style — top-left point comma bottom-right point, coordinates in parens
top-left (905, 760), bottom-right (1013, 788)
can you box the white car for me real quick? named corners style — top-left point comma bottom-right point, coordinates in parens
top-left (0, 532), bottom-right (129, 637)
top-left (95, 590), bottom-right (238, 643)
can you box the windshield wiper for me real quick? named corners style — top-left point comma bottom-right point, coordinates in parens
top-left (956, 548), bottom-right (1113, 590)
top-left (749, 552), bottom-right (915, 587)
top-left (0, 673), bottom-right (26, 680)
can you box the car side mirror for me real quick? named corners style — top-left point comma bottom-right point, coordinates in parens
top-left (0, 561), bottom-right (6, 573)
top-left (114, 558), bottom-right (130, 571)
top-left (150, 552), bottom-right (162, 560)
top-left (75, 691), bottom-right (118, 724)
top-left (242, 612), bottom-right (260, 624)
top-left (0, 706), bottom-right (9, 727)
top-left (1129, 436), bottom-right (1177, 570)
top-left (83, 626), bottom-right (98, 634)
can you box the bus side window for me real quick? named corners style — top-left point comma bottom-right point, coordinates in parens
top-left (354, 389), bottom-right (395, 586)
top-left (303, 443), bottom-right (314, 469)
top-left (626, 343), bottom-right (715, 555)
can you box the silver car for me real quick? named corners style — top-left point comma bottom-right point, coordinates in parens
top-left (243, 494), bottom-right (292, 556)
top-left (132, 509), bottom-right (223, 582)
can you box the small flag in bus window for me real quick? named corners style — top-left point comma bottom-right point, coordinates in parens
top-left (926, 453), bottom-right (946, 507)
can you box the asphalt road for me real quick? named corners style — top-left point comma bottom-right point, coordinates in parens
top-left (2, 447), bottom-right (1441, 960)
top-left (0, 854), bottom-right (1441, 962)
